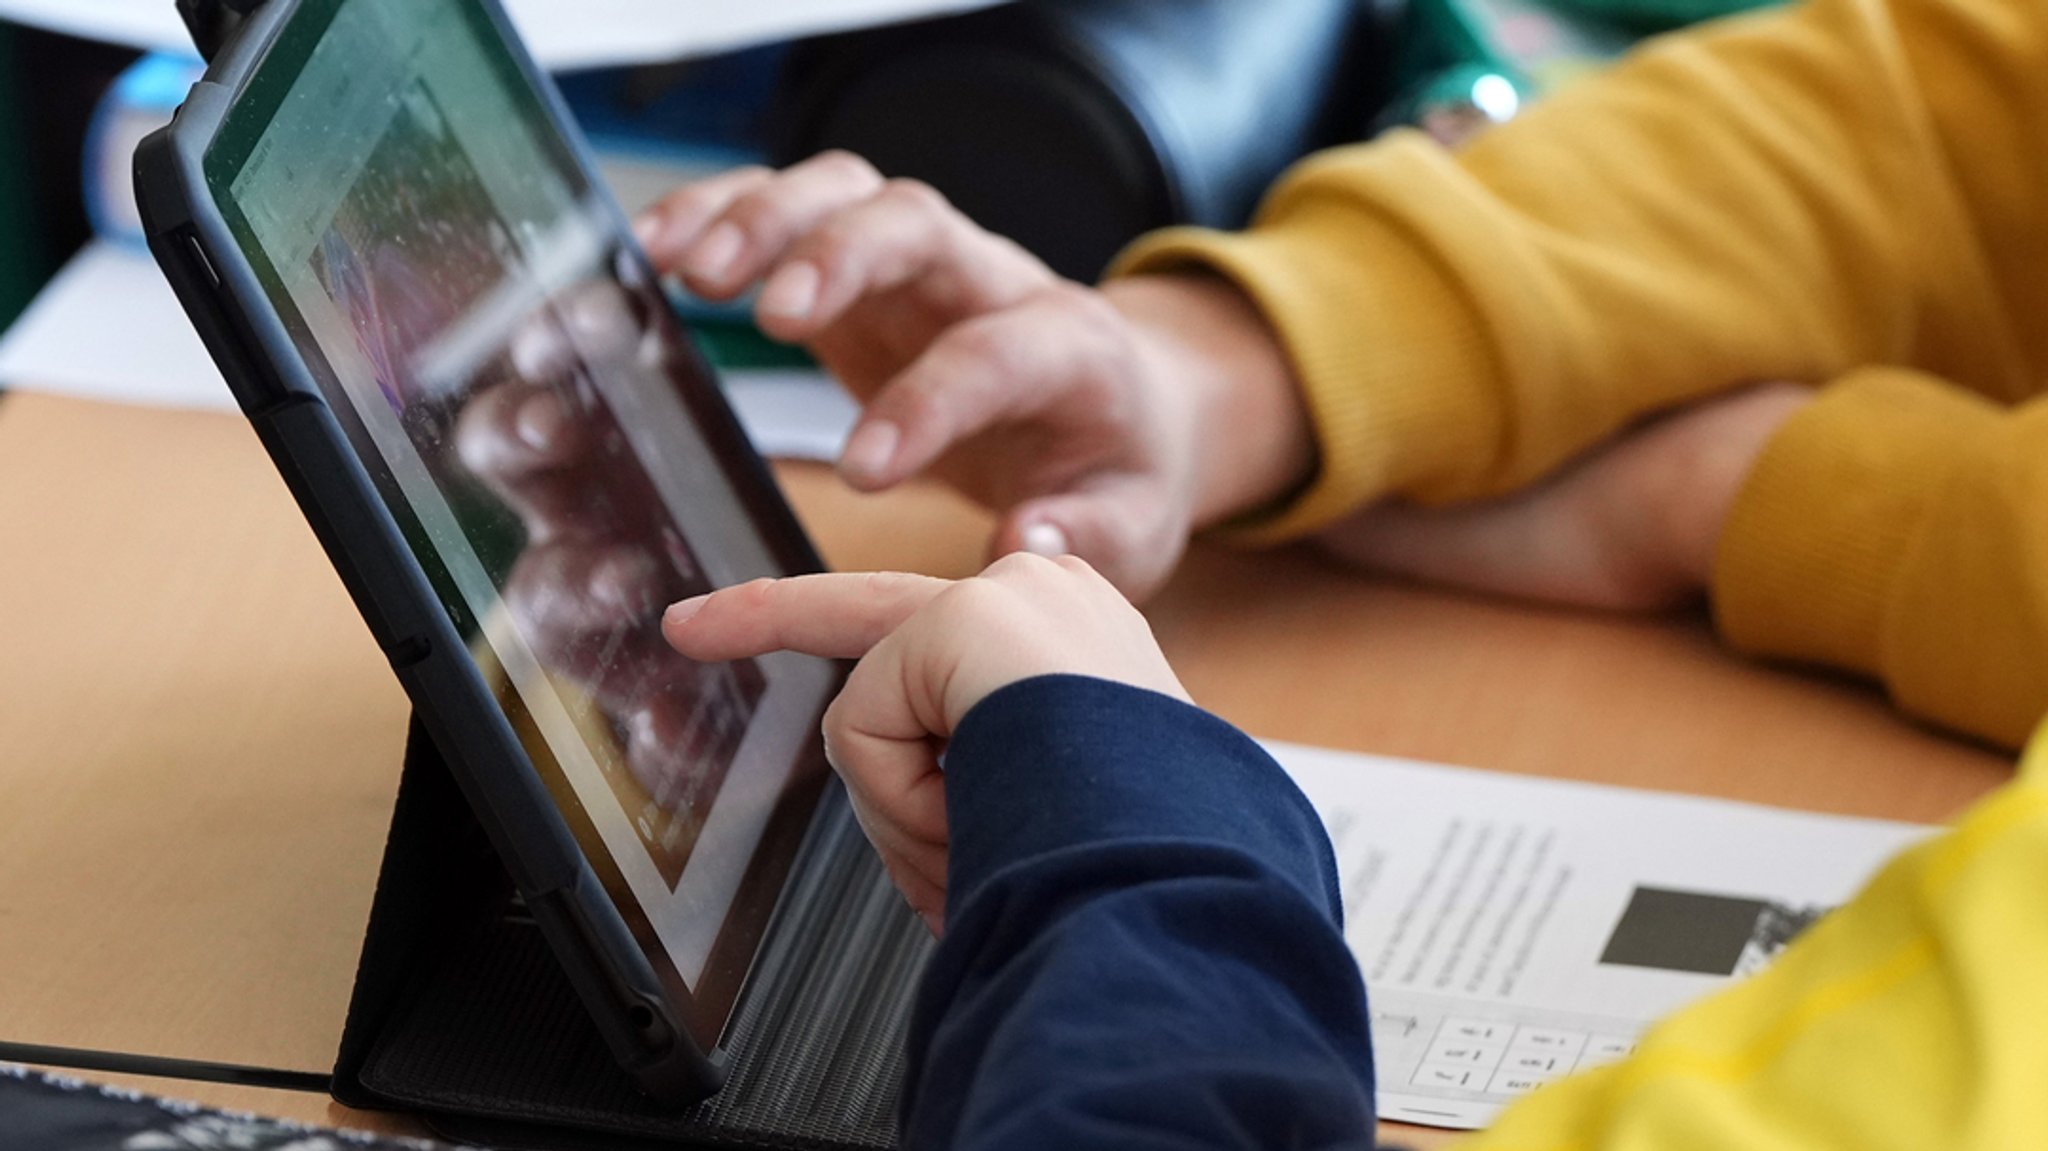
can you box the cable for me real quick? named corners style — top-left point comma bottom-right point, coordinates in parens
top-left (0, 1040), bottom-right (331, 1094)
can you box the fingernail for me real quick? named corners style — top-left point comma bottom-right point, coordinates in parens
top-left (591, 549), bottom-right (658, 611)
top-left (516, 393), bottom-right (569, 452)
top-left (631, 213), bottom-right (663, 249)
top-left (685, 223), bottom-right (743, 283)
top-left (663, 596), bottom-right (708, 628)
top-left (757, 261), bottom-right (820, 320)
top-left (838, 420), bottom-right (900, 485)
top-left (511, 321), bottom-right (560, 381)
top-left (1021, 521), bottom-right (1070, 557)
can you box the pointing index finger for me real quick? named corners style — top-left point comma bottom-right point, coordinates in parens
top-left (663, 571), bottom-right (952, 662)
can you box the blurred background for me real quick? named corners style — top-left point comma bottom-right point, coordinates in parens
top-left (0, 0), bottom-right (1770, 448)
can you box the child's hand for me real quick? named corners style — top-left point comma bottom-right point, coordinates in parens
top-left (634, 154), bottom-right (1312, 601)
top-left (660, 554), bottom-right (1189, 934)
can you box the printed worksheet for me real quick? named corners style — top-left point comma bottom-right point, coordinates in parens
top-left (1267, 743), bottom-right (1933, 1130)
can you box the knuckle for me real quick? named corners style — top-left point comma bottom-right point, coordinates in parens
top-left (797, 222), bottom-right (862, 277)
top-left (820, 695), bottom-right (849, 742)
top-left (730, 576), bottom-right (780, 612)
top-left (1044, 282), bottom-right (1128, 344)
top-left (931, 574), bottom-right (1011, 624)
top-left (669, 167), bottom-right (761, 216)
top-left (1041, 279), bottom-right (1104, 313)
top-left (1052, 553), bottom-right (1098, 579)
top-left (1053, 293), bottom-right (1143, 399)
top-left (659, 185), bottom-right (720, 219)
top-left (856, 569), bottom-right (906, 605)
top-left (945, 315), bottom-right (1025, 377)
top-left (819, 704), bottom-right (855, 772)
top-left (717, 190), bottom-right (782, 237)
top-left (810, 148), bottom-right (882, 187)
top-left (699, 164), bottom-right (772, 200)
top-left (878, 176), bottom-right (949, 214)
top-left (984, 551), bottom-right (1058, 582)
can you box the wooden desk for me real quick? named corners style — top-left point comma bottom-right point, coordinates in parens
top-left (0, 391), bottom-right (2011, 1145)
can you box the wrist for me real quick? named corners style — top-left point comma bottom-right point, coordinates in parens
top-left (1100, 274), bottom-right (1315, 529)
top-left (1669, 384), bottom-right (1816, 588)
top-left (946, 674), bottom-right (1334, 914)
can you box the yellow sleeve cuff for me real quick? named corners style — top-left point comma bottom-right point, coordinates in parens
top-left (1712, 369), bottom-right (2001, 698)
top-left (1109, 139), bottom-right (1503, 545)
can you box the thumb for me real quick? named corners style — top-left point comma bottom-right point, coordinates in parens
top-left (992, 480), bottom-right (1186, 603)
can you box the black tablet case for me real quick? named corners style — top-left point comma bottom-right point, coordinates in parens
top-left (332, 718), bottom-right (933, 1150)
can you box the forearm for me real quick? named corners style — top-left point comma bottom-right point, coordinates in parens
top-left (1116, 0), bottom-right (2048, 540)
top-left (902, 676), bottom-right (1377, 1151)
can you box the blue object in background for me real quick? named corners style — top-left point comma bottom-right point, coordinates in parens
top-left (555, 47), bottom-right (813, 364)
top-left (85, 52), bottom-right (201, 248)
top-left (555, 43), bottom-right (784, 158)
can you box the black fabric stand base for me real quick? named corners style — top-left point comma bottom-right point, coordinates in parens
top-left (332, 717), bottom-right (930, 1150)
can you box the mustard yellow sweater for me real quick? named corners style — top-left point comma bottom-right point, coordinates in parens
top-left (1122, 0), bottom-right (2048, 750)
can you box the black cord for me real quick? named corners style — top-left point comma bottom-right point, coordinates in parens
top-left (0, 1040), bottom-right (331, 1094)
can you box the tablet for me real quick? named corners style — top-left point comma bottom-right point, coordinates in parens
top-left (138, 0), bottom-right (838, 1098)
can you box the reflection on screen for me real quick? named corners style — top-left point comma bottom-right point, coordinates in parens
top-left (217, 0), bottom-right (834, 990)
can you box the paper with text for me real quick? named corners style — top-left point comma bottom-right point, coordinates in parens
top-left (1269, 742), bottom-right (1931, 1130)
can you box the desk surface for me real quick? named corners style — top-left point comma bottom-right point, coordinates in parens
top-left (0, 391), bottom-right (2012, 1146)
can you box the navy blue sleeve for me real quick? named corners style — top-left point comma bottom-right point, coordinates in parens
top-left (899, 675), bottom-right (1379, 1151)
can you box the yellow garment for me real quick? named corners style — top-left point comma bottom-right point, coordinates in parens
top-left (1459, 730), bottom-right (2048, 1150)
top-left (1118, 0), bottom-right (2048, 749)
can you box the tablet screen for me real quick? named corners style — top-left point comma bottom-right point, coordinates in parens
top-left (202, 0), bottom-right (836, 1043)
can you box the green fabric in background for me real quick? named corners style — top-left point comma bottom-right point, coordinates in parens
top-left (1545, 0), bottom-right (1776, 33)
top-left (1395, 0), bottom-right (1784, 106)
top-left (0, 23), bottom-right (46, 332)
top-left (692, 317), bottom-right (817, 371)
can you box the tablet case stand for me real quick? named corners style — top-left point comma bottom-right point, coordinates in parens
top-left (332, 716), bottom-right (931, 1150)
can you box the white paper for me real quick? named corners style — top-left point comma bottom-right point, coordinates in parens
top-left (1268, 742), bottom-right (1933, 1130)
top-left (0, 239), bottom-right (231, 410)
top-left (502, 0), bottom-right (1006, 71)
top-left (0, 240), bottom-right (858, 461)
top-left (721, 368), bottom-right (859, 461)
top-left (0, 0), bottom-right (1005, 70)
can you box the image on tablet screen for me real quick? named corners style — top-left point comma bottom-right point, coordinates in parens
top-left (306, 80), bottom-right (768, 887)
top-left (213, 0), bottom-right (836, 990)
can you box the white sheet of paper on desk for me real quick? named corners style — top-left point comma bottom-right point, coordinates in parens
top-left (0, 0), bottom-right (1005, 69)
top-left (1265, 742), bottom-right (1934, 1131)
top-left (0, 240), bottom-right (232, 410)
top-left (0, 240), bottom-right (859, 461)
